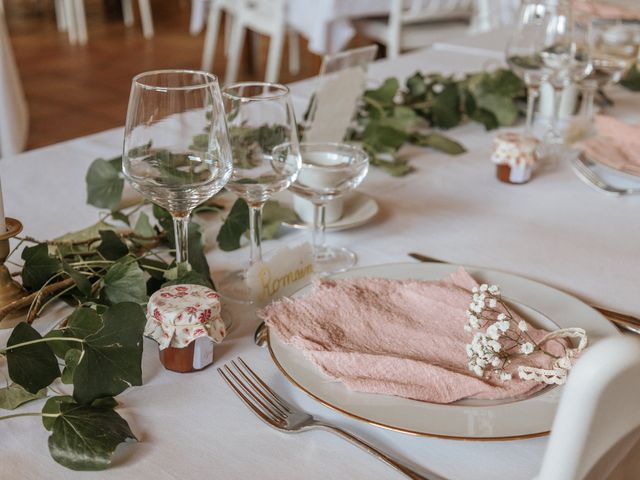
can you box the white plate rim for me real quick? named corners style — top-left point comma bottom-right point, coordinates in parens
top-left (267, 262), bottom-right (620, 440)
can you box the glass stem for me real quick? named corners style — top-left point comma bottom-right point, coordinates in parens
top-left (173, 214), bottom-right (190, 265)
top-left (312, 203), bottom-right (327, 256)
top-left (582, 84), bottom-right (596, 123)
top-left (524, 83), bottom-right (539, 137)
top-left (248, 203), bottom-right (264, 265)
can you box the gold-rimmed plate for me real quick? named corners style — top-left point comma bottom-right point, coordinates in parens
top-left (267, 262), bottom-right (619, 440)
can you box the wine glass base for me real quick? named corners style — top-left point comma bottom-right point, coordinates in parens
top-left (314, 247), bottom-right (357, 276)
top-left (216, 269), bottom-right (254, 305)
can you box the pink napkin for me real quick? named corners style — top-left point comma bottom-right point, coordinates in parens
top-left (573, 0), bottom-right (640, 20)
top-left (581, 115), bottom-right (640, 176)
top-left (260, 268), bottom-right (564, 404)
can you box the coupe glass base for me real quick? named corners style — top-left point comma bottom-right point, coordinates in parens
top-left (313, 246), bottom-right (357, 275)
top-left (217, 269), bottom-right (254, 304)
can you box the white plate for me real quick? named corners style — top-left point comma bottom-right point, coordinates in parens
top-left (586, 152), bottom-right (640, 181)
top-left (282, 192), bottom-right (378, 231)
top-left (268, 263), bottom-right (619, 440)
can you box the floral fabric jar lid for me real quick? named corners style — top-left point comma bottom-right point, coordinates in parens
top-left (145, 284), bottom-right (226, 350)
top-left (491, 132), bottom-right (538, 167)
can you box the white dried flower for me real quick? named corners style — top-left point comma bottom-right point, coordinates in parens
top-left (488, 340), bottom-right (501, 352)
top-left (520, 342), bottom-right (534, 355)
top-left (500, 372), bottom-right (512, 381)
top-left (517, 320), bottom-right (528, 332)
top-left (486, 324), bottom-right (500, 340)
top-left (464, 325), bottom-right (472, 332)
top-left (491, 357), bottom-right (501, 367)
top-left (497, 313), bottom-right (506, 321)
top-left (473, 365), bottom-right (483, 377)
top-left (488, 298), bottom-right (497, 308)
top-left (498, 320), bottom-right (510, 332)
top-left (479, 284), bottom-right (488, 292)
top-left (488, 285), bottom-right (499, 294)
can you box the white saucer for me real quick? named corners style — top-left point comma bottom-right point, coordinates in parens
top-left (282, 192), bottom-right (378, 232)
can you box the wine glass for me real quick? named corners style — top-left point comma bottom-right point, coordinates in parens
top-left (123, 70), bottom-right (233, 265)
top-left (506, 0), bottom-right (556, 138)
top-left (219, 82), bottom-right (301, 300)
top-left (538, 1), bottom-right (593, 146)
top-left (289, 143), bottom-right (369, 275)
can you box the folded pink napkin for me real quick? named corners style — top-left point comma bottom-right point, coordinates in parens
top-left (581, 115), bottom-right (640, 176)
top-left (260, 268), bottom-right (564, 404)
top-left (573, 0), bottom-right (640, 20)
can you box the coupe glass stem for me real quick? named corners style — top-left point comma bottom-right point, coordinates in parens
top-left (248, 203), bottom-right (264, 265)
top-left (582, 81), bottom-right (597, 124)
top-left (312, 202), bottom-right (327, 256)
top-left (173, 214), bottom-right (190, 264)
top-left (524, 83), bottom-right (539, 137)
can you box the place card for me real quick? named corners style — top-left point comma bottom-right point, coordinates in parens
top-left (245, 243), bottom-right (314, 304)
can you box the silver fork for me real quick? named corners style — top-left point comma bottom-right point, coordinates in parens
top-left (218, 358), bottom-right (436, 480)
top-left (572, 155), bottom-right (640, 196)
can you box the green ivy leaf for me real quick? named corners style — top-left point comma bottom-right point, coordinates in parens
top-left (110, 211), bottom-right (130, 226)
top-left (85, 158), bottom-right (124, 211)
top-left (72, 302), bottom-right (145, 404)
top-left (261, 201), bottom-right (299, 240)
top-left (61, 260), bottom-right (92, 297)
top-left (369, 154), bottom-right (413, 177)
top-left (362, 123), bottom-right (408, 153)
top-left (621, 62), bottom-right (640, 91)
top-left (405, 72), bottom-right (428, 103)
top-left (133, 212), bottom-right (155, 238)
top-left (0, 383), bottom-right (47, 410)
top-left (364, 77), bottom-right (399, 104)
top-left (42, 395), bottom-right (74, 431)
top-left (48, 402), bottom-right (137, 471)
top-left (61, 349), bottom-right (82, 384)
top-left (102, 258), bottom-right (148, 304)
top-left (7, 323), bottom-right (60, 393)
top-left (217, 198), bottom-right (249, 251)
top-left (97, 230), bottom-right (129, 261)
top-left (428, 83), bottom-right (462, 129)
top-left (412, 132), bottom-right (466, 155)
top-left (21, 244), bottom-right (62, 291)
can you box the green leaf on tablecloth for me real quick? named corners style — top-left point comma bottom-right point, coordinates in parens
top-left (61, 349), bottom-right (82, 385)
top-left (362, 123), bottom-right (408, 153)
top-left (42, 395), bottom-right (74, 431)
top-left (47, 401), bottom-right (137, 471)
top-left (53, 221), bottom-right (117, 256)
top-left (45, 307), bottom-right (103, 359)
top-left (21, 244), bottom-right (62, 291)
top-left (6, 323), bottom-right (60, 394)
top-left (428, 83), bottom-right (462, 129)
top-left (217, 198), bottom-right (250, 251)
top-left (0, 383), bottom-right (47, 410)
top-left (97, 230), bottom-right (129, 260)
top-left (61, 260), bottom-right (92, 297)
top-left (368, 154), bottom-right (414, 177)
top-left (364, 77), bottom-right (399, 104)
top-left (469, 108), bottom-right (500, 130)
top-left (133, 212), bottom-right (155, 239)
top-left (72, 302), bottom-right (145, 405)
top-left (405, 72), bottom-right (428, 103)
top-left (86, 157), bottom-right (124, 211)
top-left (110, 211), bottom-right (130, 226)
top-left (102, 258), bottom-right (148, 304)
top-left (261, 201), bottom-right (299, 240)
top-left (621, 62), bottom-right (640, 91)
top-left (412, 132), bottom-right (466, 155)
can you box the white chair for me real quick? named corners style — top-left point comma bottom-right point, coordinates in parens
top-left (201, 0), bottom-right (300, 84)
top-left (354, 0), bottom-right (474, 59)
top-left (60, 0), bottom-right (154, 45)
top-left (537, 336), bottom-right (640, 479)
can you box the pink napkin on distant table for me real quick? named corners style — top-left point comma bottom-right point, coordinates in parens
top-left (581, 115), bottom-right (640, 176)
top-left (259, 268), bottom-right (563, 404)
top-left (573, 0), bottom-right (640, 20)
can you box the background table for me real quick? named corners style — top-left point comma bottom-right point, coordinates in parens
top-left (0, 45), bottom-right (639, 479)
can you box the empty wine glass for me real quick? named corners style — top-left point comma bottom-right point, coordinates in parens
top-left (219, 82), bottom-right (301, 300)
top-left (289, 143), bottom-right (369, 275)
top-left (123, 70), bottom-right (233, 265)
top-left (539, 1), bottom-right (592, 145)
top-left (506, 0), bottom-right (556, 138)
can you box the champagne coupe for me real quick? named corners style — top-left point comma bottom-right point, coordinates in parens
top-left (582, 19), bottom-right (640, 123)
top-left (289, 143), bottom-right (369, 275)
top-left (539, 1), bottom-right (592, 146)
top-left (220, 82), bottom-right (301, 300)
top-left (123, 70), bottom-right (233, 265)
top-left (506, 0), bottom-right (556, 138)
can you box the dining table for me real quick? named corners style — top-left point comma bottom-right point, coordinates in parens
top-left (0, 40), bottom-right (639, 479)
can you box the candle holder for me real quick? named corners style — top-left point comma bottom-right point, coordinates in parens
top-left (0, 218), bottom-right (26, 314)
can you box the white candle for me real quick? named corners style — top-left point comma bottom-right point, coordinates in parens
top-left (0, 177), bottom-right (6, 233)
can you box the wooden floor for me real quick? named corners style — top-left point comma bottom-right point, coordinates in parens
top-left (5, 0), bottom-right (324, 149)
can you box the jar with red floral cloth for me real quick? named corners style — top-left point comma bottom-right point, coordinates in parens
top-left (491, 132), bottom-right (538, 185)
top-left (145, 284), bottom-right (226, 373)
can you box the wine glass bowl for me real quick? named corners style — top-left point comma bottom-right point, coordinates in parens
top-left (290, 142), bottom-right (369, 275)
top-left (123, 69), bottom-right (233, 264)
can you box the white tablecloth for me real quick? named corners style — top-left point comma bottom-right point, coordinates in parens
top-left (0, 46), bottom-right (639, 479)
top-left (0, 8), bottom-right (28, 157)
top-left (432, 26), bottom-right (512, 59)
